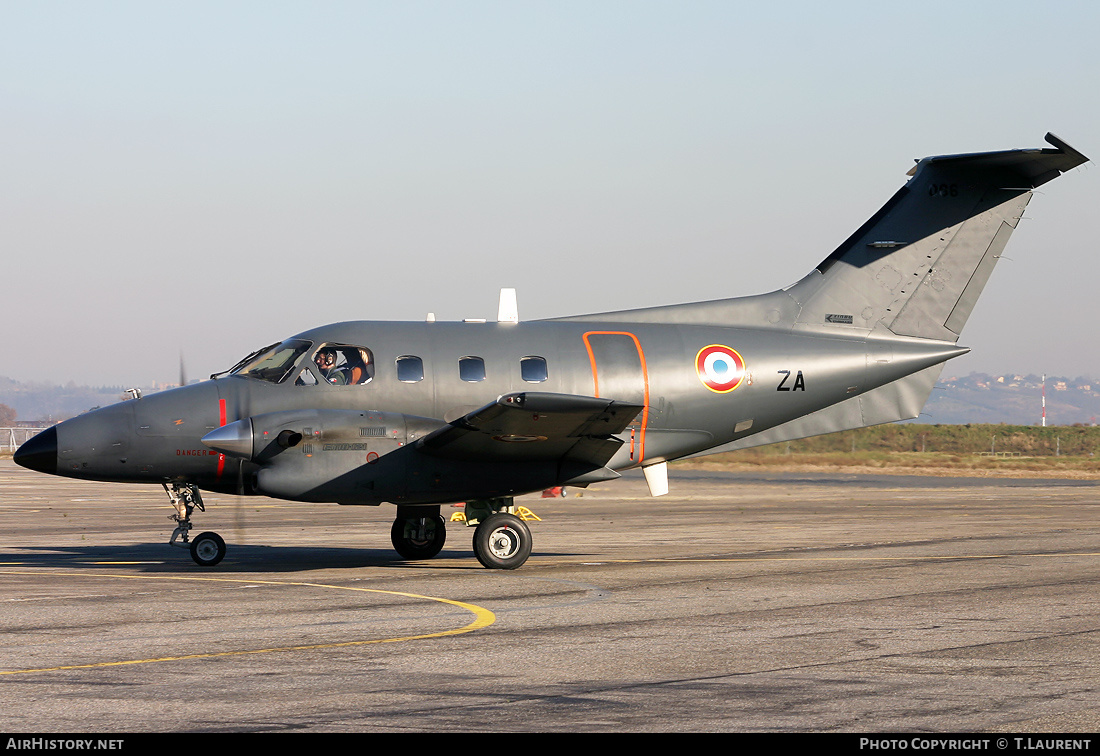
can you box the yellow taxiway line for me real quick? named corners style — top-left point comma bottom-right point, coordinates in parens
top-left (0, 570), bottom-right (495, 676)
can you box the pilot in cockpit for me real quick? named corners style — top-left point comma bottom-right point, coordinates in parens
top-left (314, 348), bottom-right (349, 385)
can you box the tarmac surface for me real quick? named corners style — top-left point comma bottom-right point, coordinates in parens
top-left (1, 459), bottom-right (1098, 733)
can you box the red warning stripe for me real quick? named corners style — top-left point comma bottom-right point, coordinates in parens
top-left (216, 399), bottom-right (227, 479)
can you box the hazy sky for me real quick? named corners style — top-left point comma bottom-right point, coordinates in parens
top-left (3, 1), bottom-right (1098, 386)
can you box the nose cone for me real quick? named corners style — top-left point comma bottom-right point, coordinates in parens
top-left (14, 426), bottom-right (58, 475)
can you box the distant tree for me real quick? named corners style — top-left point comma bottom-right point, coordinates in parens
top-left (0, 403), bottom-right (15, 427)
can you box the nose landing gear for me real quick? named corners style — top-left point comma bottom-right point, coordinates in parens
top-left (164, 482), bottom-right (227, 567)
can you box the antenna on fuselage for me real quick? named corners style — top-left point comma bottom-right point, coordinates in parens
top-left (497, 288), bottom-right (518, 324)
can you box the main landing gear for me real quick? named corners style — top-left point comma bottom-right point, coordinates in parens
top-left (472, 512), bottom-right (532, 570)
top-left (164, 482), bottom-right (227, 567)
top-left (390, 506), bottom-right (447, 560)
top-left (388, 498), bottom-right (533, 569)
top-left (465, 498), bottom-right (532, 570)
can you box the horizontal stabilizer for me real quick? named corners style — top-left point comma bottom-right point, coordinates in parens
top-left (901, 132), bottom-right (1088, 188)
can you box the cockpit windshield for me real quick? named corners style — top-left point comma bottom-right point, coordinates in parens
top-left (230, 339), bottom-right (313, 384)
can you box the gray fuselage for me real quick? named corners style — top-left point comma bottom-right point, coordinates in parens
top-left (47, 317), bottom-right (960, 505)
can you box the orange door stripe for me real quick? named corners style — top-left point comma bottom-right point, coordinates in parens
top-left (581, 331), bottom-right (650, 463)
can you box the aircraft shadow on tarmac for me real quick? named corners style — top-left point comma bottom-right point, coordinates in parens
top-left (0, 543), bottom-right (583, 573)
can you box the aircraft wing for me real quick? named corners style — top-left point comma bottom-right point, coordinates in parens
top-left (415, 392), bottom-right (643, 470)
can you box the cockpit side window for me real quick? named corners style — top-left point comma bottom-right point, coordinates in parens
top-left (294, 368), bottom-right (319, 386)
top-left (233, 339), bottom-right (313, 384)
top-left (312, 344), bottom-right (374, 386)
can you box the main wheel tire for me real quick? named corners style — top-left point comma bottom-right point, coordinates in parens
top-left (390, 514), bottom-right (447, 560)
top-left (473, 513), bottom-right (532, 569)
top-left (190, 531), bottom-right (226, 567)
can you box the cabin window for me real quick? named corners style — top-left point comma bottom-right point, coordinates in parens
top-left (311, 344), bottom-right (374, 386)
top-left (520, 356), bottom-right (548, 383)
top-left (396, 355), bottom-right (424, 383)
top-left (459, 356), bottom-right (486, 382)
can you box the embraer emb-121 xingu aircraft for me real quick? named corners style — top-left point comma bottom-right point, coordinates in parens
top-left (15, 134), bottom-right (1088, 569)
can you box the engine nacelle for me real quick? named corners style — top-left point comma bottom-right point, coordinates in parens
top-left (203, 409), bottom-right (443, 503)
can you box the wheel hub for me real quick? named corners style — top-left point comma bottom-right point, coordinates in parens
top-left (195, 539), bottom-right (220, 561)
top-left (488, 527), bottom-right (519, 558)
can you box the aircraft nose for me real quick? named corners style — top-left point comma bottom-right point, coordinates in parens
top-left (14, 426), bottom-right (57, 475)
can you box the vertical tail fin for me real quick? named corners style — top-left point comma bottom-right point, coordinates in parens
top-left (788, 133), bottom-right (1088, 341)
top-left (548, 134), bottom-right (1087, 335)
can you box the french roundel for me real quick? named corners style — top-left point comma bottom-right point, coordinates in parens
top-left (695, 344), bottom-right (746, 393)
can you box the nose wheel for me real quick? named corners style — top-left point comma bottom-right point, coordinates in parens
top-left (189, 531), bottom-right (227, 566)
